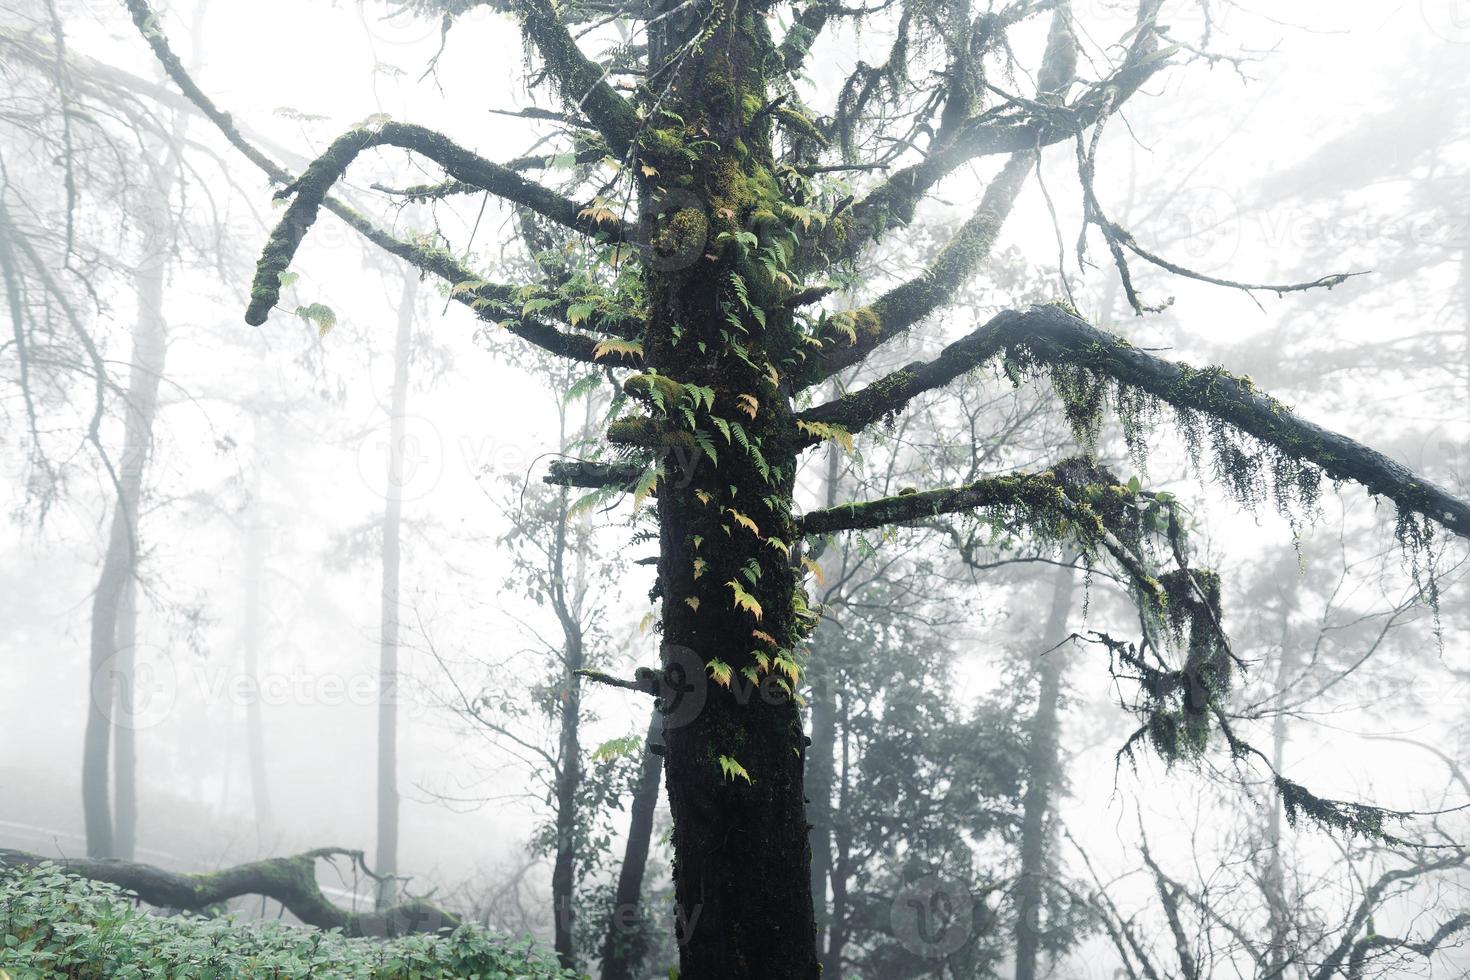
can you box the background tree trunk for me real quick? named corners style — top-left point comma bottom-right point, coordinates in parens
top-left (375, 273), bottom-right (417, 907)
top-left (1013, 561), bottom-right (1075, 980)
top-left (83, 176), bottom-right (169, 859)
top-left (807, 441), bottom-right (842, 972)
top-left (243, 470), bottom-right (273, 844)
top-left (601, 707), bottom-right (664, 980)
top-left (1263, 573), bottom-right (1302, 974)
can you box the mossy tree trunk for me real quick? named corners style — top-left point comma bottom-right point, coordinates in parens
top-left (639, 9), bottom-right (819, 978)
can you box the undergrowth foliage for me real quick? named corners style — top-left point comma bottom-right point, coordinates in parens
top-left (0, 864), bottom-right (574, 980)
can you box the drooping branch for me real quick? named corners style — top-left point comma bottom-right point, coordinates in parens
top-left (0, 848), bottom-right (457, 938)
top-left (800, 304), bottom-right (1470, 539)
top-left (796, 460), bottom-right (1164, 601)
top-left (123, 0), bottom-right (607, 362)
top-left (510, 0), bottom-right (640, 156)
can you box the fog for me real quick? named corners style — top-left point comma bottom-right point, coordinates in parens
top-left (1, 1), bottom-right (1468, 978)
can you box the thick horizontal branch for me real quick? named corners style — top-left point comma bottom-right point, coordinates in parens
top-left (576, 667), bottom-right (659, 696)
top-left (510, 0), bottom-right (640, 156)
top-left (0, 848), bottom-right (456, 938)
top-left (805, 304), bottom-right (1470, 539)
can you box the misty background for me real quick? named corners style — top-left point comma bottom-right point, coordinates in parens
top-left (1, 1), bottom-right (1468, 977)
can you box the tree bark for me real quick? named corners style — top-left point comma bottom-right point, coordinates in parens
top-left (375, 273), bottom-right (417, 908)
top-left (549, 573), bottom-right (584, 970)
top-left (1013, 562), bottom-right (1075, 980)
top-left (601, 706), bottom-right (665, 980)
top-left (112, 581), bottom-right (138, 859)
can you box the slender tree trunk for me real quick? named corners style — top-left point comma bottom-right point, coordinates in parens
top-left (243, 483), bottom-right (273, 842)
top-left (111, 577), bottom-right (138, 859)
top-left (1013, 562), bottom-right (1075, 980)
top-left (549, 394), bottom-right (596, 970)
top-left (601, 707), bottom-right (664, 980)
top-left (806, 441), bottom-right (842, 970)
top-left (1263, 575), bottom-right (1302, 975)
top-left (827, 697), bottom-right (852, 976)
top-left (83, 183), bottom-right (169, 859)
top-left (550, 612), bottom-right (584, 969)
top-left (375, 273), bottom-right (416, 907)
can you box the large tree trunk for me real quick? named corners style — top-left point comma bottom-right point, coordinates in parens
top-left (641, 10), bottom-right (819, 978)
top-left (375, 274), bottom-right (417, 908)
top-left (1013, 562), bottom-right (1076, 980)
top-left (600, 707), bottom-right (664, 980)
top-left (83, 185), bottom-right (169, 859)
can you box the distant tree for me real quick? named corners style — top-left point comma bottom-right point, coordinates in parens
top-left (119, 1), bottom-right (1470, 974)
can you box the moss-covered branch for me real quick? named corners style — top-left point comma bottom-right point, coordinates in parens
top-left (0, 848), bottom-right (457, 938)
top-left (797, 462), bottom-right (1164, 600)
top-left (124, 0), bottom-right (601, 362)
top-left (510, 0), bottom-right (640, 156)
top-left (243, 120), bottom-right (619, 325)
top-left (802, 303), bottom-right (1470, 539)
